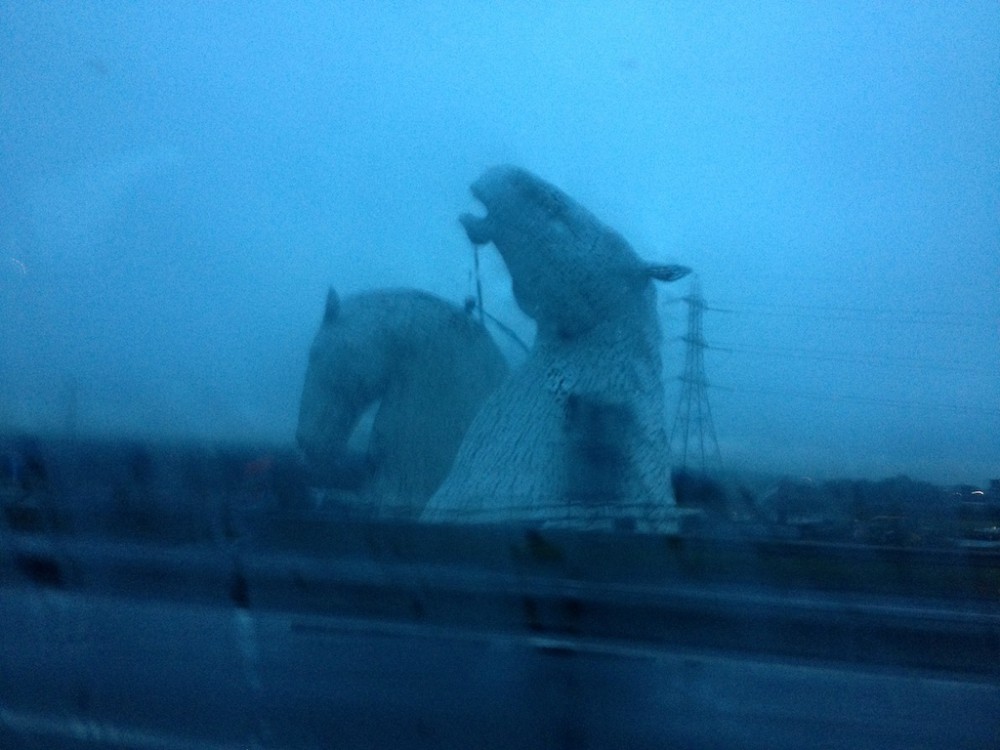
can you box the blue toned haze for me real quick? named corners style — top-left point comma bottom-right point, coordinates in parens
top-left (1, 1), bottom-right (996, 483)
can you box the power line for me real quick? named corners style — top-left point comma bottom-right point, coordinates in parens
top-left (713, 385), bottom-right (1000, 417)
top-left (662, 292), bottom-right (999, 421)
top-left (712, 299), bottom-right (997, 320)
top-left (704, 300), bottom-right (998, 328)
top-left (710, 342), bottom-right (991, 374)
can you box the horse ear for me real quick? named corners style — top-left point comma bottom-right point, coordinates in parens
top-left (324, 287), bottom-right (340, 323)
top-left (646, 264), bottom-right (692, 283)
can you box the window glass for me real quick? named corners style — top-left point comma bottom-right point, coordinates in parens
top-left (2, 4), bottom-right (997, 748)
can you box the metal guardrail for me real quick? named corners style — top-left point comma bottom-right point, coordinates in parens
top-left (2, 512), bottom-right (999, 749)
top-left (4, 513), bottom-right (999, 676)
top-left (2, 434), bottom-right (1000, 748)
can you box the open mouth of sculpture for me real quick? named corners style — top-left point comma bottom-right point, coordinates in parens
top-left (459, 192), bottom-right (492, 246)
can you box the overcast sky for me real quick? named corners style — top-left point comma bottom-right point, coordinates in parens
top-left (1, 2), bottom-right (997, 484)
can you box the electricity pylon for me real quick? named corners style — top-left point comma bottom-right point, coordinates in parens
top-left (669, 276), bottom-right (722, 472)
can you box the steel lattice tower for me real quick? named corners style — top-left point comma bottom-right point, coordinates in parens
top-left (669, 276), bottom-right (722, 472)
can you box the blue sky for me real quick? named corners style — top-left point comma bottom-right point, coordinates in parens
top-left (1, 2), bottom-right (997, 483)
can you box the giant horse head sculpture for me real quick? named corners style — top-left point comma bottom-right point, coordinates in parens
top-left (297, 287), bottom-right (508, 517)
top-left (424, 166), bottom-right (691, 530)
